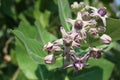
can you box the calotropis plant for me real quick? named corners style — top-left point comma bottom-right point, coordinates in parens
top-left (43, 2), bottom-right (112, 71)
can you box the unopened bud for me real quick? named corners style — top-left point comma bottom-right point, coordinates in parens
top-left (100, 34), bottom-right (112, 44)
top-left (43, 42), bottom-right (53, 54)
top-left (82, 12), bottom-right (91, 21)
top-left (88, 28), bottom-right (99, 38)
top-left (44, 54), bottom-right (55, 64)
top-left (87, 20), bottom-right (97, 27)
top-left (98, 26), bottom-right (106, 33)
top-left (71, 2), bottom-right (79, 9)
top-left (89, 48), bottom-right (102, 59)
top-left (79, 2), bottom-right (85, 9)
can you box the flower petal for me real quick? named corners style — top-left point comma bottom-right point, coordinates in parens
top-left (76, 12), bottom-right (82, 20)
top-left (72, 41), bottom-right (80, 47)
top-left (66, 18), bottom-right (75, 26)
top-left (60, 27), bottom-right (68, 37)
top-left (100, 16), bottom-right (107, 26)
top-left (53, 39), bottom-right (63, 46)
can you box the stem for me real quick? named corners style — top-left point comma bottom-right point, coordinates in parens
top-left (12, 68), bottom-right (20, 80)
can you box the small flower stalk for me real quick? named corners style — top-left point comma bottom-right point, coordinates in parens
top-left (43, 2), bottom-right (112, 72)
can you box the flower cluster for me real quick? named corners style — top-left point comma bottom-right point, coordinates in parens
top-left (43, 2), bottom-right (112, 71)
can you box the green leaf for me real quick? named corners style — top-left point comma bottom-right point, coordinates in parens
top-left (58, 0), bottom-right (72, 31)
top-left (106, 18), bottom-right (120, 41)
top-left (33, 0), bottom-right (51, 28)
top-left (13, 30), bottom-right (46, 64)
top-left (35, 20), bottom-right (57, 45)
top-left (17, 21), bottom-right (37, 39)
top-left (16, 70), bottom-right (29, 80)
top-left (16, 40), bottom-right (38, 79)
top-left (15, 40), bottom-right (55, 80)
top-left (68, 58), bottom-right (114, 80)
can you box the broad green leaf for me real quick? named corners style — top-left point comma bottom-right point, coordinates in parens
top-left (58, 0), bottom-right (72, 31)
top-left (16, 40), bottom-right (38, 79)
top-left (17, 21), bottom-right (37, 39)
top-left (16, 40), bottom-right (52, 80)
top-left (68, 58), bottom-right (114, 80)
top-left (16, 70), bottom-right (29, 80)
top-left (106, 18), bottom-right (120, 41)
top-left (13, 30), bottom-right (46, 64)
top-left (33, 0), bottom-right (51, 28)
top-left (35, 20), bottom-right (56, 45)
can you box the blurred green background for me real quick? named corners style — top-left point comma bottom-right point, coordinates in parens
top-left (0, 0), bottom-right (120, 80)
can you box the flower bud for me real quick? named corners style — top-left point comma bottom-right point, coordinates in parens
top-left (44, 54), bottom-right (55, 64)
top-left (74, 20), bottom-right (83, 30)
top-left (98, 8), bottom-right (107, 16)
top-left (53, 46), bottom-right (62, 55)
top-left (71, 2), bottom-right (79, 9)
top-left (82, 12), bottom-right (91, 21)
top-left (87, 20), bottom-right (97, 27)
top-left (98, 26), bottom-right (106, 33)
top-left (79, 2), bottom-right (85, 9)
top-left (43, 42), bottom-right (53, 54)
top-left (89, 48), bottom-right (102, 59)
top-left (88, 28), bottom-right (99, 38)
top-left (100, 34), bottom-right (112, 44)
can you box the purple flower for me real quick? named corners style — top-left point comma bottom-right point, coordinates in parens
top-left (43, 2), bottom-right (112, 72)
top-left (100, 34), bottom-right (112, 44)
top-left (66, 12), bottom-right (90, 32)
top-left (98, 8), bottom-right (107, 16)
top-left (86, 6), bottom-right (108, 26)
top-left (74, 60), bottom-right (88, 70)
top-left (60, 27), bottom-right (81, 55)
top-left (60, 27), bottom-right (80, 48)
top-left (74, 20), bottom-right (83, 29)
